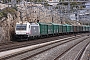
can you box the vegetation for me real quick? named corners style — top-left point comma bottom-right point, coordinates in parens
top-left (0, 12), bottom-right (4, 19)
top-left (0, 7), bottom-right (17, 20)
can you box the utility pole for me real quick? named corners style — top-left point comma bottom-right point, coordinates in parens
top-left (51, 9), bottom-right (54, 23)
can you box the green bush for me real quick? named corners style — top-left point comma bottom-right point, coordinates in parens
top-left (0, 7), bottom-right (17, 20)
top-left (0, 12), bottom-right (3, 17)
top-left (0, 12), bottom-right (4, 19)
top-left (2, 7), bottom-right (17, 15)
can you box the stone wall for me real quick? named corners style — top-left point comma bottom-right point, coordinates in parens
top-left (0, 12), bottom-right (19, 43)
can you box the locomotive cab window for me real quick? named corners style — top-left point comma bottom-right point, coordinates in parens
top-left (16, 24), bottom-right (27, 30)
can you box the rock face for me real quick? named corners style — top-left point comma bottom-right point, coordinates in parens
top-left (0, 27), bottom-right (5, 43)
top-left (0, 12), bottom-right (19, 43)
top-left (17, 3), bottom-right (61, 23)
top-left (0, 3), bottom-right (8, 10)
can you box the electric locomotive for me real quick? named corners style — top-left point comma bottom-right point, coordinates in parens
top-left (15, 21), bottom-right (40, 40)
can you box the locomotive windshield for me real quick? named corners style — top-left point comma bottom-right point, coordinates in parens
top-left (16, 24), bottom-right (27, 30)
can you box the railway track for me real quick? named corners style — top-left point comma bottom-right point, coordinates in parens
top-left (0, 34), bottom-right (89, 60)
top-left (21, 36), bottom-right (89, 60)
top-left (0, 34), bottom-right (71, 52)
top-left (0, 33), bottom-right (86, 52)
top-left (80, 43), bottom-right (90, 60)
top-left (54, 37), bottom-right (90, 60)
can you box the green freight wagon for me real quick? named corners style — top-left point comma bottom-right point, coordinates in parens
top-left (58, 24), bottom-right (63, 33)
top-left (87, 26), bottom-right (90, 31)
top-left (51, 23), bottom-right (59, 34)
top-left (85, 26), bottom-right (87, 31)
top-left (70, 25), bottom-right (73, 32)
top-left (47, 23), bottom-right (53, 34)
top-left (83, 25), bottom-right (86, 31)
top-left (86, 26), bottom-right (88, 31)
top-left (62, 24), bottom-right (71, 33)
top-left (62, 24), bottom-right (67, 33)
top-left (38, 23), bottom-right (48, 35)
top-left (88, 26), bottom-right (90, 31)
top-left (67, 24), bottom-right (72, 32)
top-left (89, 26), bottom-right (90, 31)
